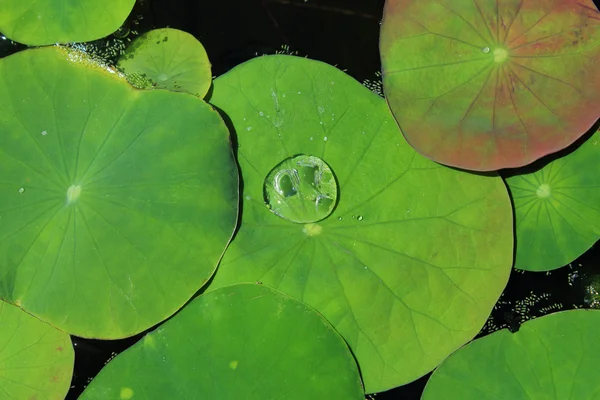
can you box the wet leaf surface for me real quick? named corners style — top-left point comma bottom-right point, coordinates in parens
top-left (208, 54), bottom-right (513, 393)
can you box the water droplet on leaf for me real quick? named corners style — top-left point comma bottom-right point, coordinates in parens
top-left (482, 47), bottom-right (490, 53)
top-left (264, 155), bottom-right (338, 223)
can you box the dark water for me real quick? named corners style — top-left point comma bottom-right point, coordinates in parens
top-left (1, 1), bottom-right (598, 399)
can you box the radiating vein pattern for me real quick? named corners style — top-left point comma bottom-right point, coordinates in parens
top-left (505, 128), bottom-right (600, 271)
top-left (381, 0), bottom-right (600, 170)
top-left (0, 47), bottom-right (238, 338)
top-left (208, 54), bottom-right (513, 393)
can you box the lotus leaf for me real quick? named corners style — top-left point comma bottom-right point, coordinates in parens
top-left (380, 0), bottom-right (600, 171)
top-left (506, 129), bottom-right (600, 271)
top-left (0, 300), bottom-right (73, 400)
top-left (423, 309), bottom-right (600, 399)
top-left (0, 0), bottom-right (135, 46)
top-left (117, 28), bottom-right (212, 98)
top-left (0, 47), bottom-right (238, 338)
top-left (207, 54), bottom-right (514, 393)
top-left (79, 283), bottom-right (365, 400)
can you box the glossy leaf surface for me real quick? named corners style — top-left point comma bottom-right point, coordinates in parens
top-left (208, 55), bottom-right (513, 393)
top-left (0, 47), bottom-right (238, 338)
top-left (118, 28), bottom-right (212, 98)
top-left (0, 0), bottom-right (135, 45)
top-left (506, 130), bottom-right (600, 271)
top-left (423, 309), bottom-right (600, 399)
top-left (0, 300), bottom-right (73, 400)
top-left (380, 0), bottom-right (600, 171)
top-left (80, 284), bottom-right (365, 400)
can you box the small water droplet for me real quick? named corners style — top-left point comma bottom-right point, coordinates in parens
top-left (357, 215), bottom-right (363, 221)
top-left (18, 187), bottom-right (24, 194)
top-left (482, 47), bottom-right (490, 53)
top-left (309, 137), bottom-right (313, 141)
top-left (41, 130), bottom-right (47, 136)
top-left (297, 91), bottom-right (302, 94)
top-left (318, 106), bottom-right (325, 113)
top-left (323, 136), bottom-right (328, 141)
top-left (338, 217), bottom-right (343, 221)
top-left (245, 195), bottom-right (251, 200)
top-left (246, 126), bottom-right (252, 131)
top-left (259, 111), bottom-right (264, 116)
top-left (263, 155), bottom-right (338, 223)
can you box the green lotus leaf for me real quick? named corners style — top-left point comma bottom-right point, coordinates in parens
top-left (0, 47), bottom-right (238, 338)
top-left (423, 309), bottom-right (600, 399)
top-left (117, 28), bottom-right (212, 98)
top-left (380, 0), bottom-right (600, 171)
top-left (79, 283), bottom-right (364, 399)
top-left (0, 0), bottom-right (135, 46)
top-left (0, 300), bottom-right (73, 400)
top-left (505, 130), bottom-right (600, 271)
top-left (207, 55), bottom-right (514, 393)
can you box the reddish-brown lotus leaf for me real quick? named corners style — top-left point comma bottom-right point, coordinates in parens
top-left (380, 0), bottom-right (600, 171)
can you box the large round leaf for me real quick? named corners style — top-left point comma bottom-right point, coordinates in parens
top-left (118, 28), bottom-right (212, 98)
top-left (423, 309), bottom-right (600, 399)
top-left (207, 55), bottom-right (514, 393)
top-left (80, 283), bottom-right (364, 399)
top-left (0, 47), bottom-right (238, 338)
top-left (380, 0), bottom-right (600, 171)
top-left (0, 0), bottom-right (135, 46)
top-left (0, 300), bottom-right (73, 400)
top-left (505, 130), bottom-right (600, 271)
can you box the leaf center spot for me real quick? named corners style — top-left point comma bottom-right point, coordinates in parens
top-left (119, 387), bottom-right (134, 399)
top-left (493, 47), bottom-right (509, 63)
top-left (303, 223), bottom-right (322, 236)
top-left (67, 185), bottom-right (82, 204)
top-left (536, 183), bottom-right (551, 198)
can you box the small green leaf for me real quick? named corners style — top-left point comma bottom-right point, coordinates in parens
top-left (380, 0), bottom-right (600, 171)
top-left (506, 129), bottom-right (600, 271)
top-left (80, 284), bottom-right (364, 400)
top-left (0, 300), bottom-right (74, 400)
top-left (0, 0), bottom-right (135, 46)
top-left (118, 28), bottom-right (212, 98)
top-left (423, 309), bottom-right (600, 400)
top-left (0, 47), bottom-right (238, 338)
top-left (208, 54), bottom-right (514, 393)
